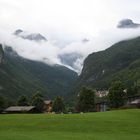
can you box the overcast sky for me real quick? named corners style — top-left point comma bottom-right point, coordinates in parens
top-left (1, 0), bottom-right (140, 36)
top-left (0, 0), bottom-right (140, 72)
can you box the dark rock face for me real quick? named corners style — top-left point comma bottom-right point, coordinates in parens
top-left (0, 44), bottom-right (4, 64)
top-left (4, 46), bottom-right (18, 57)
top-left (117, 19), bottom-right (140, 29)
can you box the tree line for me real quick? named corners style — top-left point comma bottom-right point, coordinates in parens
top-left (0, 79), bottom-right (140, 113)
top-left (0, 91), bottom-right (65, 113)
top-left (76, 80), bottom-right (140, 112)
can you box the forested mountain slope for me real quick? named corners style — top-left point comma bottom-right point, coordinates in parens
top-left (0, 44), bottom-right (77, 100)
top-left (78, 37), bottom-right (140, 90)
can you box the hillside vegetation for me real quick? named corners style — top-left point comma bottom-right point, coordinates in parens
top-left (0, 109), bottom-right (140, 140)
top-left (78, 37), bottom-right (140, 90)
top-left (0, 45), bottom-right (77, 100)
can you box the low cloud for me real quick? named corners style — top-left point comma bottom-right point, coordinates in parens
top-left (0, 29), bottom-right (61, 65)
top-left (0, 25), bottom-right (140, 74)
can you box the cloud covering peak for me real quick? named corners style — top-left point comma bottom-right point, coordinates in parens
top-left (1, 0), bottom-right (140, 73)
top-left (1, 26), bottom-right (140, 74)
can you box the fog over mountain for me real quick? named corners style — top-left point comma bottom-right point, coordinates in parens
top-left (0, 0), bottom-right (140, 73)
top-left (0, 27), bottom-right (140, 73)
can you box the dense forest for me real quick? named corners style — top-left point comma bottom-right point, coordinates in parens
top-left (77, 37), bottom-right (140, 91)
top-left (0, 45), bottom-right (77, 100)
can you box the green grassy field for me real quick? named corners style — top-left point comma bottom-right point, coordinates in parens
top-left (0, 109), bottom-right (140, 140)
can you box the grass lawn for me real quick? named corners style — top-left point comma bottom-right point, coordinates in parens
top-left (0, 109), bottom-right (140, 140)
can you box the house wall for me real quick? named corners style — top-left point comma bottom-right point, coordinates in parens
top-left (96, 103), bottom-right (108, 112)
top-left (127, 95), bottom-right (140, 104)
top-left (44, 103), bottom-right (52, 112)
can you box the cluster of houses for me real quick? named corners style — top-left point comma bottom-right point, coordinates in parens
top-left (3, 91), bottom-right (140, 114)
top-left (95, 90), bottom-right (140, 111)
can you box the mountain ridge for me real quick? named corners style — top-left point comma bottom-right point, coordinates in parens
top-left (77, 36), bottom-right (140, 90)
top-left (14, 29), bottom-right (47, 41)
top-left (0, 44), bottom-right (77, 100)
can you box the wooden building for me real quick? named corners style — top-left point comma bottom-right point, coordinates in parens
top-left (95, 90), bottom-right (108, 112)
top-left (95, 102), bottom-right (108, 112)
top-left (130, 99), bottom-right (140, 107)
top-left (44, 100), bottom-right (52, 113)
top-left (127, 95), bottom-right (140, 103)
top-left (127, 95), bottom-right (140, 108)
top-left (4, 106), bottom-right (36, 113)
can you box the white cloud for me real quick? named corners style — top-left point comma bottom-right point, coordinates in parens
top-left (0, 0), bottom-right (140, 73)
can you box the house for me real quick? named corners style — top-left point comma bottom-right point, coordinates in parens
top-left (127, 95), bottom-right (140, 103)
top-left (95, 90), bottom-right (109, 112)
top-left (130, 99), bottom-right (140, 107)
top-left (4, 106), bottom-right (36, 114)
top-left (44, 100), bottom-right (52, 113)
top-left (95, 101), bottom-right (108, 112)
top-left (127, 95), bottom-right (140, 108)
top-left (95, 90), bottom-right (109, 98)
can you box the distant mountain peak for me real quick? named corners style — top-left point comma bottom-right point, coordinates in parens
top-left (117, 19), bottom-right (140, 29)
top-left (14, 29), bottom-right (47, 42)
top-left (14, 29), bottom-right (23, 35)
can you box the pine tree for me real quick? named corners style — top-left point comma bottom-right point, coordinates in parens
top-left (0, 96), bottom-right (6, 113)
top-left (52, 96), bottom-right (65, 113)
top-left (17, 95), bottom-right (28, 106)
top-left (108, 81), bottom-right (126, 108)
top-left (76, 87), bottom-right (95, 112)
top-left (31, 91), bottom-right (44, 112)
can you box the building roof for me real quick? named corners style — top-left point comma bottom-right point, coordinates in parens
top-left (95, 90), bottom-right (109, 98)
top-left (5, 106), bottom-right (35, 112)
top-left (130, 99), bottom-right (140, 104)
top-left (44, 100), bottom-right (52, 105)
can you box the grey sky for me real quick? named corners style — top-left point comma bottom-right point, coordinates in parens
top-left (0, 0), bottom-right (140, 36)
top-left (0, 0), bottom-right (140, 73)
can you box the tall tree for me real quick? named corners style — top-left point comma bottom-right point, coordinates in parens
top-left (0, 96), bottom-right (6, 113)
top-left (108, 81), bottom-right (126, 108)
top-left (76, 87), bottom-right (95, 112)
top-left (31, 91), bottom-right (44, 112)
top-left (52, 96), bottom-right (65, 113)
top-left (17, 95), bottom-right (29, 106)
top-left (30, 91), bottom-right (43, 103)
top-left (134, 79), bottom-right (140, 95)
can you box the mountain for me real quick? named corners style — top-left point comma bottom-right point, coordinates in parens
top-left (14, 29), bottom-right (47, 41)
top-left (0, 45), bottom-right (4, 64)
top-left (117, 19), bottom-right (140, 29)
top-left (0, 44), bottom-right (77, 100)
top-left (77, 37), bottom-right (140, 90)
